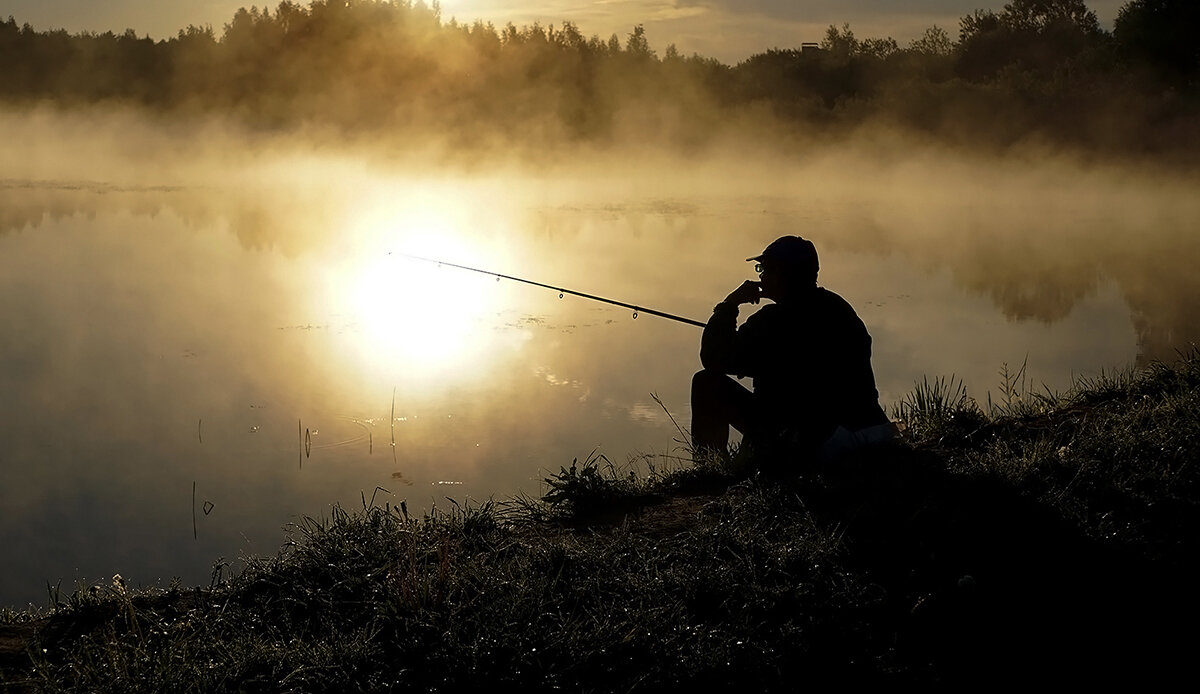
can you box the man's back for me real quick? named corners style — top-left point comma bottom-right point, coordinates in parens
top-left (691, 235), bottom-right (889, 456)
top-left (701, 287), bottom-right (886, 440)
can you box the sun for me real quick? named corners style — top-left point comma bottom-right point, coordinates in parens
top-left (332, 206), bottom-right (505, 380)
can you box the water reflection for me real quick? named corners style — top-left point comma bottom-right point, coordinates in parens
top-left (0, 161), bottom-right (1195, 609)
top-left (339, 249), bottom-right (501, 374)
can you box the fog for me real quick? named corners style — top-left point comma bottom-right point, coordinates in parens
top-left (4, 102), bottom-right (1197, 365)
top-left (2, 0), bottom-right (1199, 606)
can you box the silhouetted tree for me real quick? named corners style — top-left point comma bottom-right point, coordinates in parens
top-left (1003, 0), bottom-right (1101, 33)
top-left (1114, 0), bottom-right (1200, 82)
top-left (625, 24), bottom-right (654, 58)
top-left (909, 26), bottom-right (954, 57)
top-left (0, 0), bottom-right (1197, 158)
top-left (859, 37), bottom-right (899, 59)
top-left (957, 0), bottom-right (1105, 79)
top-left (821, 23), bottom-right (859, 60)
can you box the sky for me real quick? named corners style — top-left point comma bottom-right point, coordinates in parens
top-left (2, 0), bottom-right (1129, 64)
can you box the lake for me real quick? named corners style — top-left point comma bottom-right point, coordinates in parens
top-left (2, 147), bottom-right (1198, 608)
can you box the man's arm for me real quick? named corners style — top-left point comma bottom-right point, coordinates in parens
top-left (700, 280), bottom-right (761, 373)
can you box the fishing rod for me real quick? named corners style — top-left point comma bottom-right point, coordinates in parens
top-left (390, 252), bottom-right (707, 328)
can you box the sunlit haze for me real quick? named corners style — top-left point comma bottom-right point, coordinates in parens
top-left (2, 0), bottom-right (1198, 614)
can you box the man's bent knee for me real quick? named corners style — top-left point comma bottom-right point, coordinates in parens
top-left (692, 368), bottom-right (732, 394)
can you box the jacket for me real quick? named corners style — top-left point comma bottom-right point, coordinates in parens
top-left (700, 286), bottom-right (888, 441)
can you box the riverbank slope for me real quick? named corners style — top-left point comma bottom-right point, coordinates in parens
top-left (3, 355), bottom-right (1198, 691)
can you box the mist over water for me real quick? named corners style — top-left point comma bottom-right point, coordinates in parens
top-left (1, 107), bottom-right (1197, 608)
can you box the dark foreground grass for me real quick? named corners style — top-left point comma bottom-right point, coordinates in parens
top-left (3, 356), bottom-right (1199, 691)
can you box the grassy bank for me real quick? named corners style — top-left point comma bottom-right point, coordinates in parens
top-left (2, 355), bottom-right (1198, 691)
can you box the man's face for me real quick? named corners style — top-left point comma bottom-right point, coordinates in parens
top-left (757, 260), bottom-right (784, 300)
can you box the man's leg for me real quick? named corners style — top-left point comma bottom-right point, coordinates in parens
top-left (691, 369), bottom-right (757, 453)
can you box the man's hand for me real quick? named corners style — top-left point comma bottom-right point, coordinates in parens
top-left (723, 280), bottom-right (763, 306)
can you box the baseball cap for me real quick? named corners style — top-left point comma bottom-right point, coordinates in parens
top-left (747, 235), bottom-right (819, 278)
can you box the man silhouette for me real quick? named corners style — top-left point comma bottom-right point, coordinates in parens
top-left (691, 235), bottom-right (893, 463)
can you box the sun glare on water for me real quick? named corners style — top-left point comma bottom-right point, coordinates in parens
top-left (334, 208), bottom-right (506, 380)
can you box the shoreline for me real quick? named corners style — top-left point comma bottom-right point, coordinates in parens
top-left (4, 353), bottom-right (1199, 689)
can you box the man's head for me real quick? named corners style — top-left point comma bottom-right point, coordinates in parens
top-left (748, 236), bottom-right (819, 299)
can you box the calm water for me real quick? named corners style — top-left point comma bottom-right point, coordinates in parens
top-left (2, 162), bottom-right (1197, 608)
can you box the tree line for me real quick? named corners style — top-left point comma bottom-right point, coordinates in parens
top-left (1, 0), bottom-right (1197, 157)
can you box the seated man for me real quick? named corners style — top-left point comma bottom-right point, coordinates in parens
top-left (691, 235), bottom-right (894, 464)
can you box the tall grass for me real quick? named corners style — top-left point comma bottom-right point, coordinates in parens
top-left (985, 357), bottom-right (1060, 418)
top-left (892, 374), bottom-right (984, 442)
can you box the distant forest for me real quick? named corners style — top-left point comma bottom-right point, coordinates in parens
top-left (2, 0), bottom-right (1197, 158)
